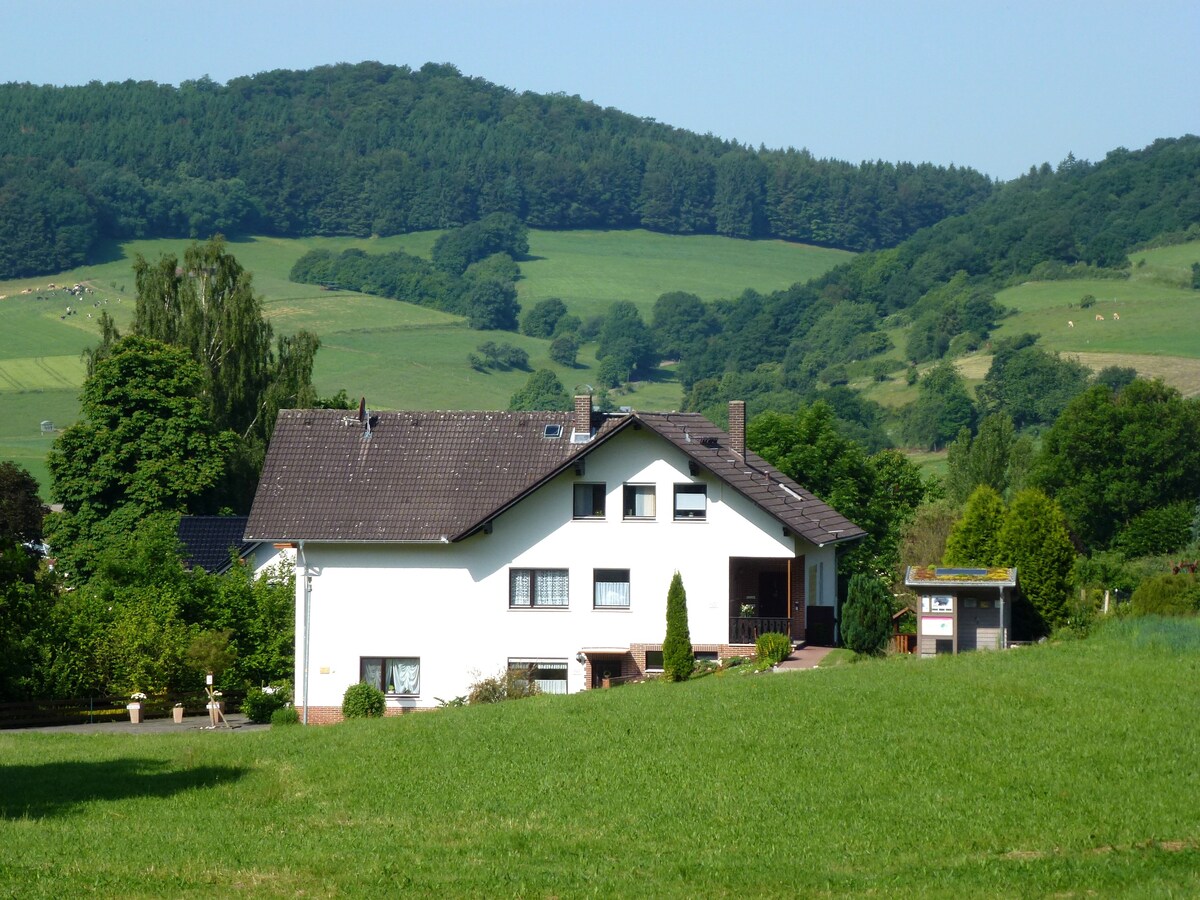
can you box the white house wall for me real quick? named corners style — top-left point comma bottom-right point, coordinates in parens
top-left (295, 427), bottom-right (837, 710)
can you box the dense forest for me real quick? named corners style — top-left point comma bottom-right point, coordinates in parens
top-left (662, 136), bottom-right (1200, 416)
top-left (0, 61), bottom-right (995, 278)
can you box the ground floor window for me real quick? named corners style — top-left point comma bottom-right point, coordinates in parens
top-left (361, 657), bottom-right (420, 695)
top-left (644, 650), bottom-right (664, 671)
top-left (508, 658), bottom-right (568, 694)
top-left (593, 568), bottom-right (631, 608)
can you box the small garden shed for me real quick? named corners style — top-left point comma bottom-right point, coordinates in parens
top-left (904, 566), bottom-right (1017, 656)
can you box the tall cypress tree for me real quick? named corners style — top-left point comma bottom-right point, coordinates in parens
top-left (662, 571), bottom-right (694, 681)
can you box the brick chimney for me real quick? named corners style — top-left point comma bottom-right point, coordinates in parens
top-left (573, 394), bottom-right (593, 439)
top-left (728, 400), bottom-right (746, 457)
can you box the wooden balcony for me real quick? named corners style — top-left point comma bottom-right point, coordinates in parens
top-left (728, 616), bottom-right (791, 644)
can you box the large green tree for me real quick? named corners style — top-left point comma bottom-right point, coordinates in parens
top-left (1033, 379), bottom-right (1200, 550)
top-left (130, 237), bottom-right (320, 447)
top-left (508, 370), bottom-right (571, 411)
top-left (46, 336), bottom-right (237, 581)
top-left (750, 404), bottom-right (932, 576)
top-left (901, 361), bottom-right (977, 451)
top-left (0, 462), bottom-right (54, 700)
top-left (943, 413), bottom-right (1032, 505)
top-left (996, 489), bottom-right (1075, 635)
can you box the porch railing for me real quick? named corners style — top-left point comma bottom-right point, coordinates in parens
top-left (729, 616), bottom-right (790, 644)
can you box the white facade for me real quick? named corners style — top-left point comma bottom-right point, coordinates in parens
top-left (294, 426), bottom-right (840, 710)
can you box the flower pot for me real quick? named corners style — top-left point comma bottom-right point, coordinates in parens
top-left (127, 702), bottom-right (143, 724)
top-left (172, 706), bottom-right (185, 724)
top-left (206, 700), bottom-right (222, 726)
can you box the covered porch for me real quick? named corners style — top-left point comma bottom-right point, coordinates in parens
top-left (728, 556), bottom-right (814, 645)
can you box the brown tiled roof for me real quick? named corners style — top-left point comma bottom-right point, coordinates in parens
top-left (631, 413), bottom-right (866, 547)
top-left (245, 407), bottom-right (865, 547)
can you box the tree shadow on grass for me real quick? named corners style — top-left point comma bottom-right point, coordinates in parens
top-left (0, 758), bottom-right (248, 819)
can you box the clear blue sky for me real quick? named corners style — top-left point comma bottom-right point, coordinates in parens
top-left (2, 0), bottom-right (1195, 180)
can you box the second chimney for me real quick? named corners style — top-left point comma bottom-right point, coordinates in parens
top-left (728, 400), bottom-right (746, 457)
top-left (573, 393), bottom-right (593, 440)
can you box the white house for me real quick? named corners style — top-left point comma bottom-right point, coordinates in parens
top-left (244, 398), bottom-right (864, 722)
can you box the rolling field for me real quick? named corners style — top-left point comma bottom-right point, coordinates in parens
top-left (1, 617), bottom-right (1196, 897)
top-left (859, 240), bottom-right (1200, 411)
top-left (0, 231), bottom-right (847, 494)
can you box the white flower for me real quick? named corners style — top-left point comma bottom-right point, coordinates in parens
top-left (212, 690), bottom-right (223, 697)
top-left (130, 691), bottom-right (147, 701)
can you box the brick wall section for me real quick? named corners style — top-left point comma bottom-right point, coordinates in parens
top-left (790, 557), bottom-right (807, 643)
top-left (574, 394), bottom-right (592, 437)
top-left (728, 400), bottom-right (746, 456)
top-left (298, 705), bottom-right (433, 725)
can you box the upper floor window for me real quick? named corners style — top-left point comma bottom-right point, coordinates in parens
top-left (623, 484), bottom-right (656, 519)
top-left (510, 568), bottom-right (569, 608)
top-left (573, 483), bottom-right (606, 519)
top-left (674, 484), bottom-right (707, 520)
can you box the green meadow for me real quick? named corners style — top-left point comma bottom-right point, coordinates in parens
top-left (1, 617), bottom-right (1197, 897)
top-left (0, 231), bottom-right (848, 493)
top-left (858, 240), bottom-right (1200, 412)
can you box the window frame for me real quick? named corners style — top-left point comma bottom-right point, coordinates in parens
top-left (673, 483), bottom-right (708, 520)
top-left (360, 656), bottom-right (421, 696)
top-left (509, 567), bottom-right (570, 608)
top-left (622, 483), bottom-right (657, 520)
top-left (573, 482), bottom-right (607, 520)
top-left (593, 568), bottom-right (631, 609)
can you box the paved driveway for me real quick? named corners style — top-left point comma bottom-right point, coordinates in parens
top-left (11, 712), bottom-right (268, 735)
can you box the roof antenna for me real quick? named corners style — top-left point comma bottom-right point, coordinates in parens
top-left (359, 396), bottom-right (372, 440)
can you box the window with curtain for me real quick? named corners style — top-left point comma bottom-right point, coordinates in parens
top-left (508, 659), bottom-right (568, 694)
top-left (673, 483), bottom-right (707, 519)
top-left (360, 657), bottom-right (420, 695)
top-left (623, 484), bottom-right (656, 519)
top-left (510, 568), bottom-right (569, 607)
top-left (593, 568), bottom-right (631, 608)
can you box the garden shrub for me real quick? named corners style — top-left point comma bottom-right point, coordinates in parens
top-left (1113, 502), bottom-right (1194, 558)
top-left (341, 681), bottom-right (386, 718)
top-left (242, 684), bottom-right (290, 724)
top-left (467, 666), bottom-right (539, 704)
top-left (842, 573), bottom-right (892, 656)
top-left (755, 632), bottom-right (792, 666)
top-left (1131, 574), bottom-right (1200, 616)
top-left (270, 706), bottom-right (300, 726)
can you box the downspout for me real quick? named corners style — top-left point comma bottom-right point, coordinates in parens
top-left (998, 584), bottom-right (1006, 651)
top-left (299, 540), bottom-right (311, 725)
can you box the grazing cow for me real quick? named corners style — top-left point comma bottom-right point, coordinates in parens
top-left (1095, 314), bottom-right (1104, 321)
top-left (1067, 320), bottom-right (1074, 328)
top-left (1112, 312), bottom-right (1120, 320)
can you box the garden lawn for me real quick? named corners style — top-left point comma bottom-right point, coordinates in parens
top-left (1, 617), bottom-right (1197, 897)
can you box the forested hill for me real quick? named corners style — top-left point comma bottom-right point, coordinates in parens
top-left (0, 61), bottom-right (993, 278)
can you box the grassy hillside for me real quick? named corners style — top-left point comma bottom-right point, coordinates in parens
top-left (858, 239), bottom-right (1200, 414)
top-left (0, 231), bottom-right (849, 494)
top-left (1, 617), bottom-right (1197, 896)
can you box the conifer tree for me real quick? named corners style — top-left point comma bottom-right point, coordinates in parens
top-left (662, 571), bottom-right (694, 681)
top-left (842, 573), bottom-right (892, 656)
top-left (944, 485), bottom-right (1006, 566)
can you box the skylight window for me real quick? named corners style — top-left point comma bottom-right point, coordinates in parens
top-left (543, 424), bottom-right (564, 439)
